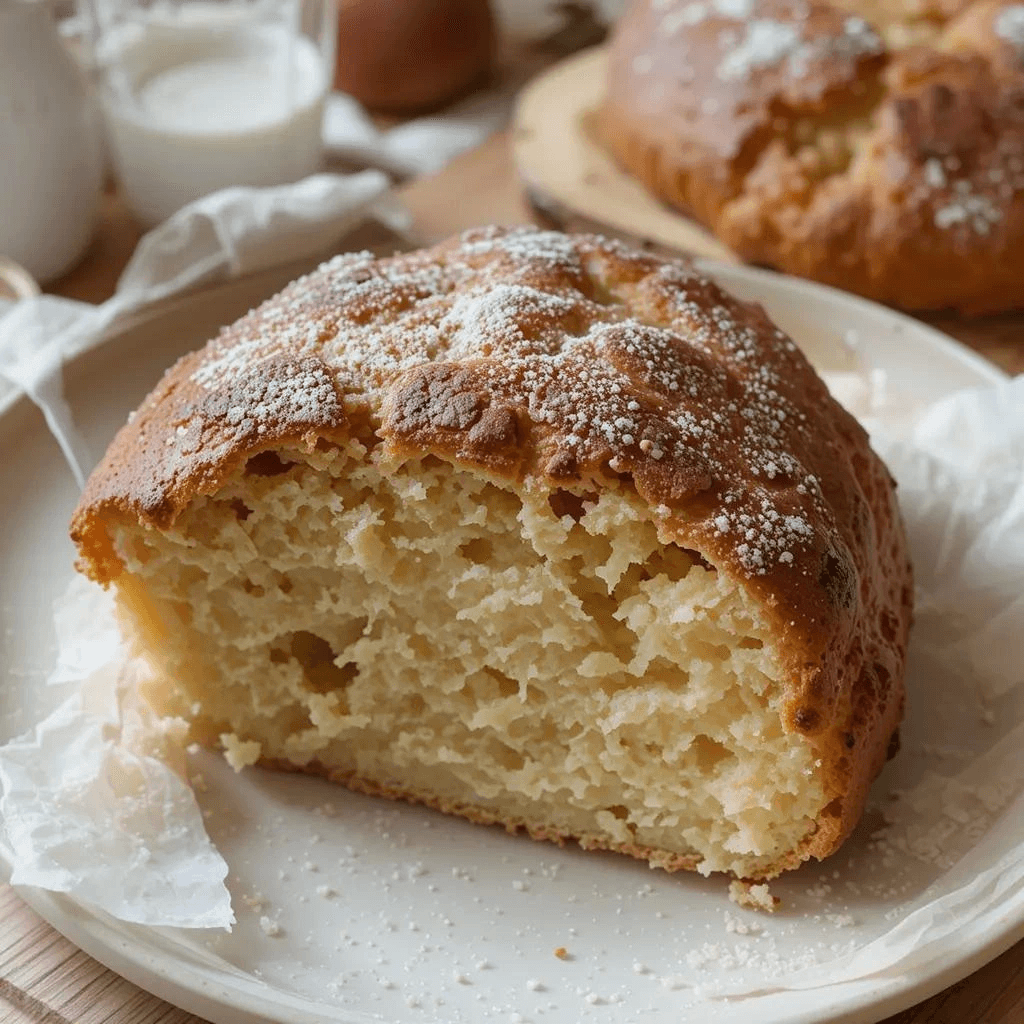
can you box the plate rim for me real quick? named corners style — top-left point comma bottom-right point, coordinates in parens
top-left (7, 877), bottom-right (1024, 1024)
top-left (0, 267), bottom-right (1018, 1024)
top-left (701, 259), bottom-right (1010, 388)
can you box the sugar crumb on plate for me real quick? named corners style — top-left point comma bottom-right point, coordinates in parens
top-left (728, 879), bottom-right (779, 912)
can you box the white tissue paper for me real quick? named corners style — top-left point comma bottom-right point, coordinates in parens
top-left (0, 579), bottom-right (232, 927)
top-left (0, 171), bottom-right (396, 487)
top-left (1, 289), bottom-right (1023, 996)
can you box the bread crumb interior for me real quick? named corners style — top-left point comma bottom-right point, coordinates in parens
top-left (112, 438), bottom-right (824, 877)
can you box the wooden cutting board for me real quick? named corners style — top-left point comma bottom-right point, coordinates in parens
top-left (513, 47), bottom-right (736, 264)
top-left (1, 130), bottom-right (1022, 1024)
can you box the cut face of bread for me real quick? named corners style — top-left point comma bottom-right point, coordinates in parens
top-left (114, 444), bottom-right (824, 879)
top-left (73, 227), bottom-right (912, 880)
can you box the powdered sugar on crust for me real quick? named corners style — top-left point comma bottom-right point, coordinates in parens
top-left (995, 5), bottom-right (1024, 52)
top-left (659, 0), bottom-right (756, 36)
top-left (180, 358), bottom-right (342, 473)
top-left (174, 227), bottom-right (852, 582)
top-left (654, 0), bottom-right (882, 83)
top-left (916, 139), bottom-right (1024, 238)
top-left (716, 12), bottom-right (881, 84)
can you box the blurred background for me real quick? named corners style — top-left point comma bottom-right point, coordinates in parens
top-left (0, 0), bottom-right (626, 285)
top-left (4, 0), bottom-right (1024, 335)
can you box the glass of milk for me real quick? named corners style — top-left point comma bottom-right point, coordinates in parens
top-left (89, 0), bottom-right (336, 226)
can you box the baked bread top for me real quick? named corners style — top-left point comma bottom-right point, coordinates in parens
top-left (72, 227), bottom-right (911, 861)
top-left (601, 0), bottom-right (1024, 313)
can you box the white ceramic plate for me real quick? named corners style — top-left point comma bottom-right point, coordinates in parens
top-left (0, 263), bottom-right (1016, 1024)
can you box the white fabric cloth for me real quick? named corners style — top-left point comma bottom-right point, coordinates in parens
top-left (0, 171), bottom-right (397, 487)
top-left (323, 88), bottom-right (512, 178)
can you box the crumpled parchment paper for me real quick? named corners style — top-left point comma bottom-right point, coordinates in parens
top-left (0, 578), bottom-right (234, 928)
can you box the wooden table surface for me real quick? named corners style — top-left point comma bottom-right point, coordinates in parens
top-left (2, 130), bottom-right (1023, 1024)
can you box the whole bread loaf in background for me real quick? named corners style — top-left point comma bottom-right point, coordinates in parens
top-left (71, 227), bottom-right (911, 880)
top-left (601, 0), bottom-right (1024, 314)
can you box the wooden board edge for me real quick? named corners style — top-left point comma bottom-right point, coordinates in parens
top-left (512, 46), bottom-right (738, 264)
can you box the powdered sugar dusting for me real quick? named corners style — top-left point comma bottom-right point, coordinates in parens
top-left (917, 141), bottom-right (1024, 237)
top-left (653, 0), bottom-right (883, 81)
top-left (659, 0), bottom-right (757, 33)
top-left (718, 20), bottom-right (803, 80)
top-left (716, 14), bottom-right (881, 83)
top-left (440, 284), bottom-right (590, 359)
top-left (659, 0), bottom-right (756, 36)
top-left (653, 0), bottom-right (881, 82)
top-left (166, 358), bottom-right (343, 489)
top-left (995, 5), bottom-right (1024, 51)
top-left (177, 226), bottom-right (845, 578)
top-left (713, 0), bottom-right (755, 17)
top-left (934, 190), bottom-right (1003, 233)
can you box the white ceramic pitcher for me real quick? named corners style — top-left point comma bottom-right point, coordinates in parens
top-left (0, 0), bottom-right (104, 283)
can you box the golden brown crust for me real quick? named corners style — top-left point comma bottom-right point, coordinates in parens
top-left (72, 227), bottom-right (911, 873)
top-left (601, 0), bottom-right (1024, 313)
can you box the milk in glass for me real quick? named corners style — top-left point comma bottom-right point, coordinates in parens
top-left (99, 3), bottom-right (330, 225)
